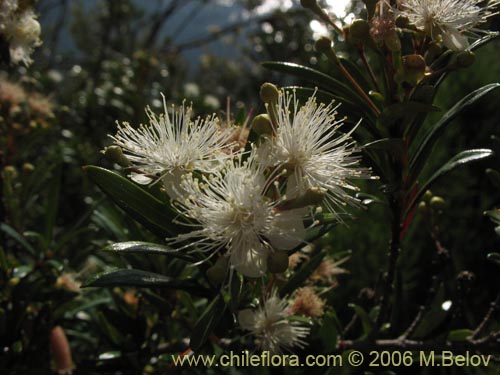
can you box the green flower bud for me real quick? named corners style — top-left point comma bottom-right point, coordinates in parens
top-left (267, 251), bottom-right (289, 274)
top-left (206, 257), bottom-right (228, 284)
top-left (395, 15), bottom-right (410, 28)
top-left (315, 37), bottom-right (339, 64)
top-left (21, 163), bottom-right (35, 174)
top-left (3, 166), bottom-right (18, 180)
top-left (277, 187), bottom-right (326, 211)
top-left (456, 51), bottom-right (475, 68)
top-left (251, 114), bottom-right (273, 135)
top-left (402, 54), bottom-right (426, 85)
top-left (260, 83), bottom-right (280, 103)
top-left (423, 190), bottom-right (433, 202)
top-left (349, 19), bottom-right (370, 43)
top-left (430, 196), bottom-right (445, 209)
top-left (418, 201), bottom-right (428, 214)
top-left (300, 0), bottom-right (317, 9)
top-left (104, 146), bottom-right (131, 167)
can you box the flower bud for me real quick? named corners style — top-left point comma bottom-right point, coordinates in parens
top-left (267, 251), bottom-right (289, 274)
top-left (277, 187), bottom-right (326, 211)
top-left (315, 37), bottom-right (339, 64)
top-left (424, 42), bottom-right (442, 65)
top-left (260, 83), bottom-right (280, 103)
top-left (104, 146), bottom-right (131, 167)
top-left (418, 201), bottom-right (428, 214)
top-left (21, 163), bottom-right (35, 174)
top-left (456, 51), bottom-right (475, 68)
top-left (349, 19), bottom-right (370, 43)
top-left (3, 166), bottom-right (18, 180)
top-left (423, 190), bottom-right (433, 202)
top-left (395, 16), bottom-right (410, 29)
top-left (206, 257), bottom-right (228, 284)
top-left (251, 114), bottom-right (273, 135)
top-left (430, 196), bottom-right (445, 209)
top-left (402, 54), bottom-right (426, 85)
top-left (300, 0), bottom-right (317, 9)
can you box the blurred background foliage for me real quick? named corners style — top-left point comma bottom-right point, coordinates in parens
top-left (1, 0), bottom-right (499, 374)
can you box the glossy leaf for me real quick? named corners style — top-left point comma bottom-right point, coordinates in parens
top-left (486, 169), bottom-right (500, 190)
top-left (487, 253), bottom-right (500, 266)
top-left (0, 223), bottom-right (37, 257)
top-left (102, 241), bottom-right (197, 262)
top-left (348, 303), bottom-right (374, 338)
top-left (363, 138), bottom-right (406, 159)
top-left (405, 149), bottom-right (493, 217)
top-left (189, 294), bottom-right (226, 351)
top-left (447, 329), bottom-right (473, 342)
top-left (83, 269), bottom-right (212, 297)
top-left (84, 166), bottom-right (185, 237)
top-left (409, 83), bottom-right (500, 181)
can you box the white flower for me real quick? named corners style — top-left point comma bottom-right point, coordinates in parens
top-left (259, 89), bottom-right (371, 218)
top-left (398, 0), bottom-right (499, 51)
top-left (238, 290), bottom-right (310, 354)
top-left (0, 2), bottom-right (42, 66)
top-left (171, 152), bottom-right (306, 278)
top-left (110, 95), bottom-right (236, 198)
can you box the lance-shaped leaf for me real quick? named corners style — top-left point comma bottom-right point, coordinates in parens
top-left (408, 83), bottom-right (500, 181)
top-left (487, 253), bottom-right (500, 266)
top-left (348, 303), bottom-right (375, 338)
top-left (189, 294), bottom-right (226, 351)
top-left (262, 62), bottom-right (375, 118)
top-left (82, 269), bottom-right (212, 297)
top-left (486, 169), bottom-right (500, 190)
top-left (84, 166), bottom-right (186, 237)
top-left (363, 138), bottom-right (407, 159)
top-left (379, 102), bottom-right (440, 128)
top-left (102, 241), bottom-right (197, 262)
top-left (405, 149), bottom-right (494, 218)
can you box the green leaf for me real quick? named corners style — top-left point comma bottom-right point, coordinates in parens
top-left (279, 249), bottom-right (327, 297)
top-left (405, 149), bottom-right (494, 218)
top-left (379, 102), bottom-right (440, 127)
top-left (102, 241), bottom-right (197, 262)
top-left (189, 294), bottom-right (226, 351)
top-left (485, 209), bottom-right (500, 224)
top-left (363, 138), bottom-right (406, 159)
top-left (486, 169), bottom-right (500, 190)
top-left (447, 329), bottom-right (473, 342)
top-left (348, 303), bottom-right (374, 338)
top-left (96, 312), bottom-right (125, 346)
top-left (409, 83), bottom-right (500, 181)
top-left (44, 164), bottom-right (61, 245)
top-left (83, 269), bottom-right (212, 297)
top-left (262, 61), bottom-right (360, 102)
top-left (84, 166), bottom-right (185, 237)
top-left (318, 311), bottom-right (342, 351)
top-left (282, 86), bottom-right (379, 137)
top-left (487, 253), bottom-right (500, 266)
top-left (0, 223), bottom-right (37, 257)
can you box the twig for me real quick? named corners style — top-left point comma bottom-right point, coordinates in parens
top-left (358, 47), bottom-right (381, 93)
top-left (471, 294), bottom-right (500, 340)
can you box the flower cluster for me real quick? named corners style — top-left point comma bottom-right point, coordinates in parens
top-left (238, 290), bottom-right (311, 354)
top-left (109, 84), bottom-right (371, 279)
top-left (397, 0), bottom-right (499, 51)
top-left (0, 0), bottom-right (42, 65)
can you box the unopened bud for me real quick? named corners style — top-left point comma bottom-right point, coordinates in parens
top-left (418, 201), bottom-right (428, 214)
top-left (315, 37), bottom-right (339, 64)
top-left (277, 187), bottom-right (326, 211)
top-left (104, 146), bottom-right (131, 167)
top-left (21, 163), bottom-right (35, 174)
top-left (3, 166), bottom-right (18, 180)
top-left (430, 196), bottom-right (445, 209)
top-left (423, 190), bottom-right (433, 202)
top-left (251, 114), bottom-right (273, 135)
top-left (402, 54), bottom-right (426, 85)
top-left (206, 257), bottom-right (228, 284)
top-left (456, 51), bottom-right (475, 68)
top-left (300, 0), bottom-right (317, 9)
top-left (425, 42), bottom-right (442, 65)
top-left (349, 20), bottom-right (370, 43)
top-left (267, 251), bottom-right (289, 273)
top-left (395, 15), bottom-right (410, 28)
top-left (260, 83), bottom-right (280, 103)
